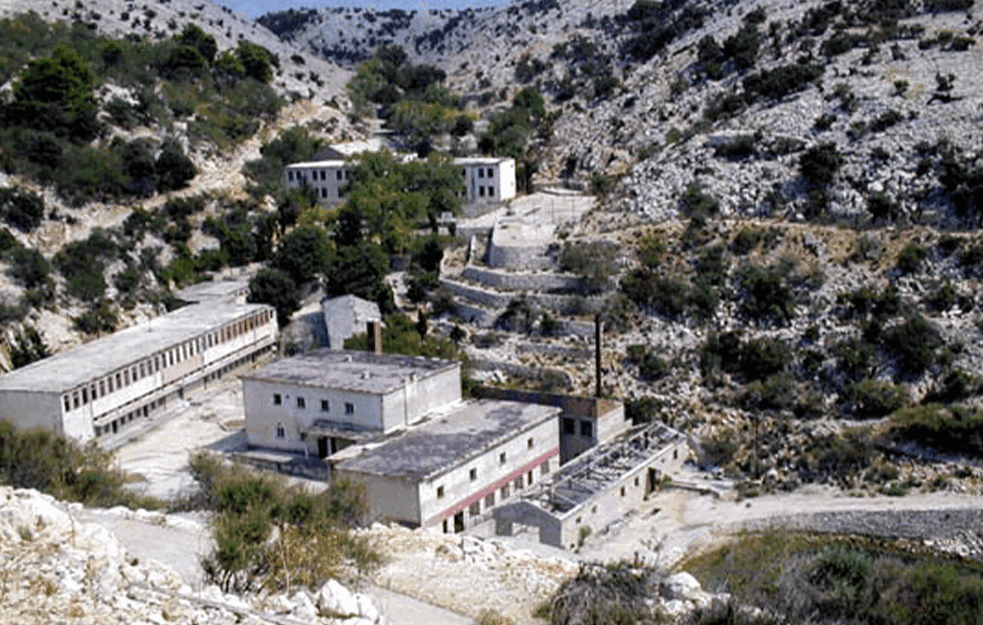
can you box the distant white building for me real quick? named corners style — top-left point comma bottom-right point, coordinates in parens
top-left (284, 144), bottom-right (517, 208)
top-left (322, 294), bottom-right (382, 349)
top-left (456, 157), bottom-right (516, 204)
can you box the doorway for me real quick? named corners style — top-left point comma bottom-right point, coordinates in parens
top-left (647, 468), bottom-right (659, 495)
top-left (317, 437), bottom-right (329, 459)
top-left (453, 511), bottom-right (465, 533)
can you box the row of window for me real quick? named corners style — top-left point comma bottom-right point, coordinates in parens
top-left (63, 310), bottom-right (273, 413)
top-left (464, 167), bottom-right (496, 179)
top-left (562, 417), bottom-right (593, 438)
top-left (436, 455), bottom-right (550, 501)
top-left (272, 394), bottom-right (355, 419)
top-left (477, 185), bottom-right (495, 198)
top-left (287, 169), bottom-right (352, 183)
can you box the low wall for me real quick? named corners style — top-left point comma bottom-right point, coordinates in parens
top-left (461, 266), bottom-right (584, 293)
top-left (743, 507), bottom-right (983, 541)
top-left (440, 278), bottom-right (606, 315)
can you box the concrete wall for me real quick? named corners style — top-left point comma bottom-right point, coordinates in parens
top-left (494, 501), bottom-right (564, 547)
top-left (461, 266), bottom-right (583, 292)
top-left (439, 278), bottom-right (607, 314)
top-left (337, 470), bottom-right (422, 526)
top-left (463, 160), bottom-right (515, 203)
top-left (420, 416), bottom-right (559, 530)
top-left (2, 391), bottom-right (69, 439)
top-left (556, 439), bottom-right (688, 550)
top-left (243, 379), bottom-right (384, 452)
top-left (379, 363), bottom-right (461, 430)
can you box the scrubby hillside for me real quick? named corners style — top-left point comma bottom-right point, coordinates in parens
top-left (260, 0), bottom-right (983, 498)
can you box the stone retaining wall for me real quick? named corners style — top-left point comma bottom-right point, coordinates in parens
top-left (461, 266), bottom-right (584, 292)
top-left (744, 507), bottom-right (983, 541)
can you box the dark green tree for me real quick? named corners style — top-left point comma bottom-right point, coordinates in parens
top-left (174, 23), bottom-right (218, 65)
top-left (10, 326), bottom-right (50, 368)
top-left (5, 43), bottom-right (99, 142)
top-left (248, 268), bottom-right (300, 327)
top-left (156, 139), bottom-right (197, 192)
top-left (272, 225), bottom-right (333, 286)
top-left (324, 242), bottom-right (395, 315)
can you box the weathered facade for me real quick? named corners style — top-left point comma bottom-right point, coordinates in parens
top-left (494, 422), bottom-right (688, 549)
top-left (334, 399), bottom-right (560, 530)
top-left (322, 295), bottom-right (381, 349)
top-left (0, 301), bottom-right (277, 444)
top-left (242, 350), bottom-right (462, 456)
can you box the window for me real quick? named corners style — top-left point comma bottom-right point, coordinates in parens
top-left (107, 377), bottom-right (113, 392)
top-left (276, 423), bottom-right (285, 438)
top-left (73, 392), bottom-right (80, 409)
top-left (500, 484), bottom-right (510, 499)
top-left (337, 170), bottom-right (343, 180)
top-left (514, 476), bottom-right (523, 491)
top-left (297, 396), bottom-right (306, 409)
top-left (345, 403), bottom-right (354, 415)
top-left (478, 168), bottom-right (484, 178)
top-left (90, 385), bottom-right (97, 400)
top-left (469, 468), bottom-right (477, 481)
top-left (527, 471), bottom-right (534, 485)
top-left (580, 421), bottom-right (594, 438)
top-left (320, 170), bottom-right (326, 181)
top-left (139, 363), bottom-right (145, 378)
top-left (82, 388), bottom-right (88, 404)
top-left (154, 357), bottom-right (159, 372)
top-left (288, 171), bottom-right (294, 181)
top-left (620, 486), bottom-right (626, 497)
top-left (488, 186), bottom-right (494, 198)
top-left (499, 452), bottom-right (506, 465)
top-left (485, 493), bottom-right (495, 509)
top-left (541, 460), bottom-right (550, 475)
top-left (116, 373), bottom-right (122, 388)
top-left (634, 477), bottom-right (640, 487)
top-left (273, 394), bottom-right (282, 405)
top-left (321, 188), bottom-right (327, 198)
top-left (321, 399), bottom-right (329, 412)
top-left (562, 417), bottom-right (575, 434)
top-left (63, 396), bottom-right (70, 412)
top-left (486, 168), bottom-right (494, 178)
top-left (469, 501), bottom-right (480, 517)
top-left (299, 432), bottom-right (307, 441)
top-left (479, 186), bottom-right (485, 197)
top-left (99, 381), bottom-right (105, 397)
top-left (437, 485), bottom-right (445, 499)
top-left (527, 437), bottom-right (534, 449)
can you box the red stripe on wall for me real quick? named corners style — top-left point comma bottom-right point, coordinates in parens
top-left (424, 447), bottom-right (559, 526)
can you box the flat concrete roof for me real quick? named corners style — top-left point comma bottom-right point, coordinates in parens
top-left (456, 157), bottom-right (513, 166)
top-left (0, 303), bottom-right (273, 394)
top-left (336, 399), bottom-right (560, 480)
top-left (241, 349), bottom-right (458, 395)
top-left (286, 160), bottom-right (347, 169)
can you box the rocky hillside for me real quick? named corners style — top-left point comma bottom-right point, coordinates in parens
top-left (260, 0), bottom-right (983, 494)
top-left (0, 486), bottom-right (386, 624)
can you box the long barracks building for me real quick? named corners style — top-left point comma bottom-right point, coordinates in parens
top-left (0, 301), bottom-right (277, 443)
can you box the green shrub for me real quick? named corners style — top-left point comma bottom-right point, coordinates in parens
top-left (739, 337), bottom-right (791, 381)
top-left (627, 344), bottom-right (669, 381)
top-left (736, 264), bottom-right (796, 326)
top-left (6, 247), bottom-right (50, 289)
top-left (895, 241), bottom-right (928, 274)
top-left (732, 227), bottom-right (764, 255)
top-left (743, 63), bottom-right (823, 100)
top-left (883, 316), bottom-right (943, 378)
top-left (849, 379), bottom-right (908, 418)
top-left (0, 187), bottom-right (44, 232)
top-left (680, 183), bottom-right (720, 219)
top-left (892, 404), bottom-right (983, 458)
top-left (559, 240), bottom-right (618, 294)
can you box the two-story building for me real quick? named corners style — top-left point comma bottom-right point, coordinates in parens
top-left (284, 151), bottom-right (517, 208)
top-left (242, 349), bottom-right (561, 531)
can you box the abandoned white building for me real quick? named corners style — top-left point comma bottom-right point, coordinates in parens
top-left (0, 299), bottom-right (277, 444)
top-left (321, 295), bottom-right (381, 349)
top-left (241, 349), bottom-right (566, 531)
top-left (493, 422), bottom-right (688, 549)
top-left (284, 151), bottom-right (516, 208)
top-left (456, 157), bottom-right (516, 204)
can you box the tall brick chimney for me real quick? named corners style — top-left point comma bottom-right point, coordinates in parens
top-left (367, 320), bottom-right (383, 354)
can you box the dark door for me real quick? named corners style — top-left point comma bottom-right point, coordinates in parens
top-left (453, 511), bottom-right (465, 533)
top-left (318, 436), bottom-right (329, 458)
top-left (647, 468), bottom-right (658, 494)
